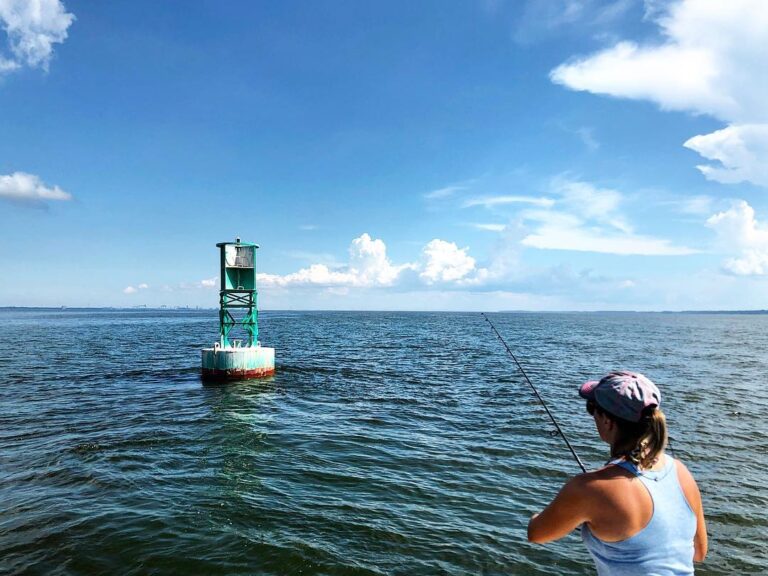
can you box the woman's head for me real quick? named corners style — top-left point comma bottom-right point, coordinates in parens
top-left (580, 371), bottom-right (668, 469)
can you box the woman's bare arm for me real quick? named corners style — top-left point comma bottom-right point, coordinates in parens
top-left (675, 460), bottom-right (708, 562)
top-left (527, 475), bottom-right (590, 544)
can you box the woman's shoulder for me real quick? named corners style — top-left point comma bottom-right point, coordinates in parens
top-left (562, 463), bottom-right (637, 500)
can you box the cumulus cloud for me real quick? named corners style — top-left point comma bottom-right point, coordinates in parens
top-left (348, 233), bottom-right (408, 285)
top-left (551, 0), bottom-right (768, 188)
top-left (706, 201), bottom-right (768, 275)
top-left (258, 233), bottom-right (414, 288)
top-left (0, 172), bottom-right (71, 205)
top-left (419, 239), bottom-right (479, 284)
top-left (0, 0), bottom-right (74, 73)
top-left (123, 283), bottom-right (149, 294)
top-left (257, 233), bottom-right (488, 289)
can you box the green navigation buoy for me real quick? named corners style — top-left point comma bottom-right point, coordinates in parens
top-left (201, 238), bottom-right (275, 382)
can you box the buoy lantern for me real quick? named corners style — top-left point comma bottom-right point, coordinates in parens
top-left (201, 238), bottom-right (275, 382)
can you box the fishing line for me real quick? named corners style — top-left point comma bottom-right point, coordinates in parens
top-left (482, 313), bottom-right (587, 474)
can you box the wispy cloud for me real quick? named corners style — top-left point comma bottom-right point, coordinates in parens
top-left (521, 210), bottom-right (697, 255)
top-left (0, 0), bottom-right (75, 75)
top-left (0, 172), bottom-right (72, 206)
top-left (471, 223), bottom-right (506, 232)
top-left (424, 185), bottom-right (466, 200)
top-left (552, 177), bottom-right (631, 232)
top-left (463, 195), bottom-right (554, 209)
top-left (513, 0), bottom-right (633, 45)
top-left (664, 195), bottom-right (715, 216)
top-left (517, 177), bottom-right (696, 256)
top-left (299, 224), bottom-right (318, 231)
top-left (576, 127), bottom-right (600, 151)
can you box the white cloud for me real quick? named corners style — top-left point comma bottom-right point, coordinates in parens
top-left (576, 127), bottom-right (600, 151)
top-left (551, 41), bottom-right (724, 116)
top-left (348, 233), bottom-right (408, 285)
top-left (513, 0), bottom-right (633, 45)
top-left (516, 177), bottom-right (696, 256)
top-left (258, 233), bottom-right (413, 288)
top-left (256, 233), bottom-right (491, 289)
top-left (706, 201), bottom-right (768, 275)
top-left (419, 239), bottom-right (478, 284)
top-left (684, 124), bottom-right (768, 187)
top-left (258, 265), bottom-right (357, 288)
top-left (424, 185), bottom-right (466, 200)
top-left (124, 283), bottom-right (149, 294)
top-left (551, 0), bottom-right (768, 188)
top-left (463, 195), bottom-right (555, 209)
top-left (521, 209), bottom-right (695, 255)
top-left (671, 195), bottom-right (715, 216)
top-left (0, 53), bottom-right (17, 71)
top-left (0, 171), bottom-right (71, 204)
top-left (552, 178), bottom-right (631, 232)
top-left (0, 0), bottom-right (74, 73)
top-left (471, 223), bottom-right (506, 232)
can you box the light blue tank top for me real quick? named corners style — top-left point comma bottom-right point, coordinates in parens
top-left (581, 455), bottom-right (697, 576)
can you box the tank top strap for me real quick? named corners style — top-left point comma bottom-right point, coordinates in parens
top-left (608, 454), bottom-right (675, 481)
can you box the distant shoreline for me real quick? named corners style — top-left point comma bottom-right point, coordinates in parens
top-left (1, 307), bottom-right (767, 315)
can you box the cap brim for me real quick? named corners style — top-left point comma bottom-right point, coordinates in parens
top-left (579, 380), bottom-right (599, 400)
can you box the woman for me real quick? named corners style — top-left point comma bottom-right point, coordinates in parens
top-left (527, 370), bottom-right (707, 575)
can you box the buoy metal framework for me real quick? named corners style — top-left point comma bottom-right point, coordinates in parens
top-left (201, 238), bottom-right (275, 382)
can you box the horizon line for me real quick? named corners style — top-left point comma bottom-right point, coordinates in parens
top-left (1, 306), bottom-right (767, 315)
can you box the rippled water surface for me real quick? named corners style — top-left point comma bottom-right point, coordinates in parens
top-left (1, 309), bottom-right (766, 575)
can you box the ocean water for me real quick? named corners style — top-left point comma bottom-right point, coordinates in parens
top-left (0, 309), bottom-right (766, 575)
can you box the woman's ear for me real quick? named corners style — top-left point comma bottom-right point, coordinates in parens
top-left (598, 412), bottom-right (615, 431)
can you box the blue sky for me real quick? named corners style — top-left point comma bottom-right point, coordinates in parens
top-left (1, 0), bottom-right (767, 310)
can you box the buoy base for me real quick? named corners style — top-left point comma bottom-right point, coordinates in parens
top-left (201, 345), bottom-right (275, 382)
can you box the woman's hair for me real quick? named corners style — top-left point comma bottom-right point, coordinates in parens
top-left (596, 404), bottom-right (668, 469)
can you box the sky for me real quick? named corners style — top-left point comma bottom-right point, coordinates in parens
top-left (1, 0), bottom-right (767, 311)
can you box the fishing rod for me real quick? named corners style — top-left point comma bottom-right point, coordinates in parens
top-left (482, 313), bottom-right (587, 474)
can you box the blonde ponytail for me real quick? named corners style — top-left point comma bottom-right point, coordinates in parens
top-left (611, 407), bottom-right (668, 470)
